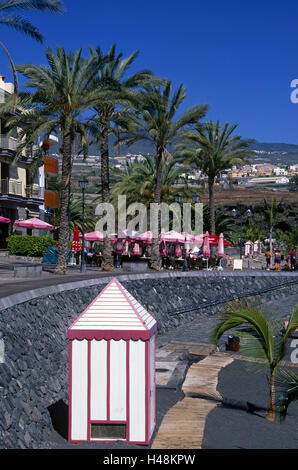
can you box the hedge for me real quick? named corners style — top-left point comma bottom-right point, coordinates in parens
top-left (6, 235), bottom-right (56, 257)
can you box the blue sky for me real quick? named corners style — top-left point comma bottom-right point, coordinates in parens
top-left (1, 0), bottom-right (298, 143)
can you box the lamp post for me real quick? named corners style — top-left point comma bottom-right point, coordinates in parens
top-left (232, 208), bottom-right (252, 259)
top-left (175, 193), bottom-right (200, 271)
top-left (79, 178), bottom-right (88, 273)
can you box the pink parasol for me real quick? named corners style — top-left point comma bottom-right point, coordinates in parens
top-left (0, 216), bottom-right (11, 223)
top-left (132, 242), bottom-right (140, 255)
top-left (203, 231), bottom-right (211, 258)
top-left (116, 239), bottom-right (123, 254)
top-left (218, 233), bottom-right (224, 257)
top-left (181, 232), bottom-right (195, 242)
top-left (84, 231), bottom-right (104, 242)
top-left (161, 230), bottom-right (185, 243)
top-left (71, 226), bottom-right (81, 252)
top-left (124, 240), bottom-right (129, 255)
top-left (174, 243), bottom-right (182, 257)
top-left (136, 230), bottom-right (153, 244)
top-left (193, 234), bottom-right (204, 244)
top-left (117, 229), bottom-right (139, 240)
top-left (14, 217), bottom-right (54, 230)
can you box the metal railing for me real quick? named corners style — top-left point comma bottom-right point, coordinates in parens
top-left (0, 136), bottom-right (19, 152)
top-left (26, 185), bottom-right (44, 200)
top-left (0, 178), bottom-right (23, 196)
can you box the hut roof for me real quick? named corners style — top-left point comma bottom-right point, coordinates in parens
top-left (68, 278), bottom-right (157, 341)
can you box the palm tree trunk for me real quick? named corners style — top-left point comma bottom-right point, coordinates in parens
top-left (208, 175), bottom-right (216, 258)
top-left (54, 131), bottom-right (72, 275)
top-left (150, 148), bottom-right (163, 271)
top-left (266, 370), bottom-right (276, 421)
top-left (100, 127), bottom-right (114, 272)
top-left (269, 226), bottom-right (273, 269)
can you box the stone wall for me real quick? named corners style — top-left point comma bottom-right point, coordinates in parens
top-left (0, 273), bottom-right (297, 448)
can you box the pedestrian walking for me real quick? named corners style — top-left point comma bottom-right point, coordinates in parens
top-left (265, 249), bottom-right (271, 270)
top-left (289, 249), bottom-right (297, 272)
top-left (274, 250), bottom-right (282, 271)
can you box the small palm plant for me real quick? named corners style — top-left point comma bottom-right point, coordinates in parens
top-left (210, 301), bottom-right (298, 421)
top-left (275, 369), bottom-right (298, 421)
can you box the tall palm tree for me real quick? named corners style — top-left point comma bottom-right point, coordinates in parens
top-left (0, 0), bottom-right (64, 110)
top-left (120, 81), bottom-right (208, 269)
top-left (87, 45), bottom-right (153, 271)
top-left (6, 47), bottom-right (102, 274)
top-left (262, 197), bottom-right (284, 268)
top-left (176, 120), bottom-right (254, 240)
top-left (211, 301), bottom-right (298, 421)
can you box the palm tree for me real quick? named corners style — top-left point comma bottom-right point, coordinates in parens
top-left (6, 47), bottom-right (103, 274)
top-left (0, 0), bottom-right (64, 110)
top-left (48, 181), bottom-right (96, 234)
top-left (210, 301), bottom-right (298, 421)
top-left (87, 45), bottom-right (153, 271)
top-left (111, 154), bottom-right (187, 207)
top-left (203, 206), bottom-right (236, 236)
top-left (120, 81), bottom-right (208, 269)
top-left (176, 121), bottom-right (254, 240)
top-left (262, 197), bottom-right (284, 268)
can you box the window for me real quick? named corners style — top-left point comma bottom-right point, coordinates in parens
top-left (90, 423), bottom-right (126, 440)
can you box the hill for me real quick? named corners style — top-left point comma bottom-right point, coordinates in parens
top-left (49, 138), bottom-right (298, 166)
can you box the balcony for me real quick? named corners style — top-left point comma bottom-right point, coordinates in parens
top-left (26, 184), bottom-right (44, 200)
top-left (0, 136), bottom-right (19, 152)
top-left (0, 179), bottom-right (44, 201)
top-left (1, 178), bottom-right (22, 196)
top-left (0, 135), bottom-right (28, 159)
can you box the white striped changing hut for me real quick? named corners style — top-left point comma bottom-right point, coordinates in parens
top-left (68, 277), bottom-right (157, 445)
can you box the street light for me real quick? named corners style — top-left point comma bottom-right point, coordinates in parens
top-left (79, 178), bottom-right (88, 273)
top-left (232, 208), bottom-right (252, 259)
top-left (192, 193), bottom-right (200, 203)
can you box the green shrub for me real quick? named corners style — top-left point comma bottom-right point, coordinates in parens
top-left (6, 235), bottom-right (56, 257)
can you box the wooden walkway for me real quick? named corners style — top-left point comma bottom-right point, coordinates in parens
top-left (151, 352), bottom-right (234, 449)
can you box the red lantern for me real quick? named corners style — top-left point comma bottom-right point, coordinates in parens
top-left (42, 140), bottom-right (50, 151)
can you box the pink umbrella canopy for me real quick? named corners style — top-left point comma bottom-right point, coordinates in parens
top-left (174, 243), bottom-right (182, 257)
top-left (181, 232), bottom-right (195, 242)
top-left (0, 216), bottom-right (11, 223)
top-left (111, 229), bottom-right (139, 243)
top-left (193, 234), bottom-right (204, 244)
top-left (203, 231), bottom-right (211, 258)
top-left (136, 230), bottom-right (153, 244)
top-left (161, 230), bottom-right (185, 243)
top-left (84, 231), bottom-right (104, 242)
top-left (124, 239), bottom-right (129, 255)
top-left (218, 233), bottom-right (225, 257)
top-left (132, 242), bottom-right (140, 255)
top-left (116, 239), bottom-right (123, 254)
top-left (14, 217), bottom-right (54, 230)
top-left (117, 229), bottom-right (139, 240)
